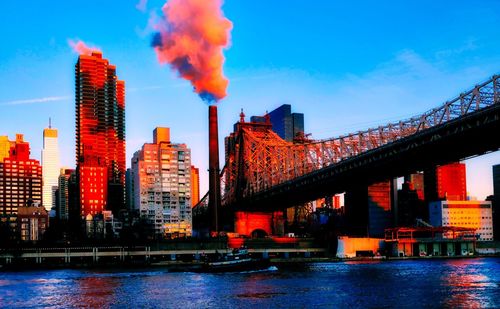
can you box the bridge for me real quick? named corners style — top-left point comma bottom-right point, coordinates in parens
top-left (195, 75), bottom-right (500, 235)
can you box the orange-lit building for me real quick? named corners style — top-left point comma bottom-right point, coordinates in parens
top-left (0, 136), bottom-right (15, 163)
top-left (435, 163), bottom-right (467, 201)
top-left (131, 128), bottom-right (192, 237)
top-left (429, 200), bottom-right (493, 241)
top-left (0, 134), bottom-right (42, 216)
top-left (190, 165), bottom-right (200, 207)
top-left (75, 51), bottom-right (126, 217)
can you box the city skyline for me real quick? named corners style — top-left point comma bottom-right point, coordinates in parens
top-left (1, 1), bottom-right (500, 199)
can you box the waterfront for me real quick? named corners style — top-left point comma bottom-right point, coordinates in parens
top-left (1, 258), bottom-right (499, 308)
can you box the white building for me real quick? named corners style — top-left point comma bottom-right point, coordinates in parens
top-left (41, 124), bottom-right (60, 212)
top-left (429, 200), bottom-right (494, 241)
top-left (131, 128), bottom-right (192, 238)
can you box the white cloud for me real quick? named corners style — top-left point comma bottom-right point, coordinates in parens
top-left (0, 96), bottom-right (71, 106)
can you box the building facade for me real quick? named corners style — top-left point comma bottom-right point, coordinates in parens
top-left (494, 164), bottom-right (500, 197)
top-left (0, 134), bottom-right (42, 215)
top-left (425, 163), bottom-right (467, 202)
top-left (131, 128), bottom-right (192, 238)
top-left (56, 168), bottom-right (75, 220)
top-left (405, 173), bottom-right (424, 200)
top-left (493, 164), bottom-right (500, 240)
top-left (17, 205), bottom-right (48, 241)
top-left (429, 200), bottom-right (494, 241)
top-left (190, 165), bottom-right (200, 207)
top-left (75, 51), bottom-right (126, 217)
top-left (42, 124), bottom-right (60, 212)
top-left (0, 136), bottom-right (14, 162)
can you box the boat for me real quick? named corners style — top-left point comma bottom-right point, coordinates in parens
top-left (200, 248), bottom-right (271, 273)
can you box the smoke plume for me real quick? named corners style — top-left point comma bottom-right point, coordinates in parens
top-left (68, 39), bottom-right (101, 55)
top-left (151, 0), bottom-right (232, 103)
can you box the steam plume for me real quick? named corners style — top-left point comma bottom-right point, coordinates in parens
top-left (151, 0), bottom-right (232, 103)
top-left (68, 39), bottom-right (101, 55)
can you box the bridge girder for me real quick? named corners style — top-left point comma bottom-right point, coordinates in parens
top-left (223, 75), bottom-right (500, 211)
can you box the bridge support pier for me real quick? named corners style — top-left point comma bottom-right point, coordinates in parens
top-left (65, 248), bottom-right (70, 264)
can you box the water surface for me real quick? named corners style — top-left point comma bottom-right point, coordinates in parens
top-left (1, 258), bottom-right (499, 308)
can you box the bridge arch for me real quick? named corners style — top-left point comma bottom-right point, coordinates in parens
top-left (235, 211), bottom-right (273, 237)
top-left (251, 229), bottom-right (268, 238)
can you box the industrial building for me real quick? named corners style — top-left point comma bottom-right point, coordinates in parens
top-left (385, 226), bottom-right (476, 257)
top-left (429, 200), bottom-right (494, 241)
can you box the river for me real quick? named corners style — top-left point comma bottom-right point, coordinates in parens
top-left (1, 258), bottom-right (499, 308)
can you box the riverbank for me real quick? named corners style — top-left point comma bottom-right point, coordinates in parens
top-left (2, 250), bottom-right (498, 272)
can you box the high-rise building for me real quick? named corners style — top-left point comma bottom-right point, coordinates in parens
top-left (56, 168), bottom-right (74, 220)
top-left (42, 122), bottom-right (60, 212)
top-left (131, 128), bottom-right (192, 238)
top-left (191, 165), bottom-right (200, 207)
top-left (75, 51), bottom-right (126, 217)
top-left (0, 134), bottom-right (42, 216)
top-left (250, 104), bottom-right (305, 142)
top-left (429, 200), bottom-right (494, 241)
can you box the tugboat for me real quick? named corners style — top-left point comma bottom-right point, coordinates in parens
top-left (201, 247), bottom-right (270, 273)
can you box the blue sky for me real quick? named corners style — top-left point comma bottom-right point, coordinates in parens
top-left (0, 0), bottom-right (499, 198)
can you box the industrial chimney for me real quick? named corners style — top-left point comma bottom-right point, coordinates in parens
top-left (208, 105), bottom-right (221, 234)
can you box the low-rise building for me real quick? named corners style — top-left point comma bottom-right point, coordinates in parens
top-left (17, 204), bottom-right (48, 241)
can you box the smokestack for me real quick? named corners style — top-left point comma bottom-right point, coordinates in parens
top-left (208, 105), bottom-right (221, 233)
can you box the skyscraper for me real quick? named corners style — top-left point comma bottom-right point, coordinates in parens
top-left (75, 51), bottom-right (125, 217)
top-left (42, 121), bottom-right (60, 212)
top-left (250, 104), bottom-right (305, 142)
top-left (131, 128), bottom-right (192, 238)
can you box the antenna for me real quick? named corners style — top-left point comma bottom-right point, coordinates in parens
top-left (49, 117), bottom-right (52, 129)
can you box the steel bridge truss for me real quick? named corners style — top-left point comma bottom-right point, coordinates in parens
top-left (223, 75), bottom-right (499, 205)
